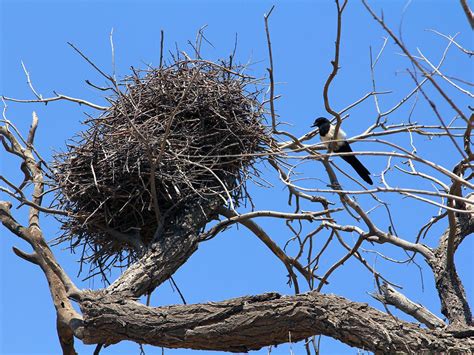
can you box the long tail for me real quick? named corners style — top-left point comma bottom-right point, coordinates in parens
top-left (337, 142), bottom-right (373, 185)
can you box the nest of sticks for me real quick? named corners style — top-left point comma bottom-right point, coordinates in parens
top-left (52, 59), bottom-right (268, 271)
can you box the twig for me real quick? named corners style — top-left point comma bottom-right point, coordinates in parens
top-left (362, 0), bottom-right (468, 122)
top-left (264, 5), bottom-right (277, 133)
top-left (2, 94), bottom-right (107, 110)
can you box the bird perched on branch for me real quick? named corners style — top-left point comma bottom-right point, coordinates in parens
top-left (312, 117), bottom-right (373, 185)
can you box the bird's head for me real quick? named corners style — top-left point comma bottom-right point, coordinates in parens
top-left (311, 117), bottom-right (330, 128)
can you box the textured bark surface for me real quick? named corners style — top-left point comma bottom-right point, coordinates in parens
top-left (105, 197), bottom-right (221, 298)
top-left (428, 215), bottom-right (474, 327)
top-left (80, 290), bottom-right (474, 353)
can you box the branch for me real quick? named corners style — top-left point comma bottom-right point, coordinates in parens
top-left (323, 0), bottom-right (348, 150)
top-left (427, 214), bottom-right (474, 327)
top-left (460, 0), bottom-right (474, 29)
top-left (372, 282), bottom-right (445, 329)
top-left (264, 5), bottom-right (278, 133)
top-left (217, 206), bottom-right (324, 286)
top-left (0, 201), bottom-right (83, 353)
top-left (202, 208), bottom-right (336, 240)
top-left (1, 112), bottom-right (83, 352)
top-left (362, 0), bottom-right (468, 122)
top-left (79, 290), bottom-right (474, 353)
top-left (2, 94), bottom-right (108, 111)
top-left (105, 197), bottom-right (221, 298)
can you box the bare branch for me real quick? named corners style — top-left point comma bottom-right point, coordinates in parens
top-left (362, 0), bottom-right (468, 122)
top-left (264, 5), bottom-right (277, 133)
top-left (217, 206), bottom-right (324, 285)
top-left (372, 282), bottom-right (445, 329)
top-left (322, 0), bottom-right (348, 149)
top-left (2, 94), bottom-right (108, 110)
top-left (203, 208), bottom-right (336, 241)
top-left (460, 0), bottom-right (474, 29)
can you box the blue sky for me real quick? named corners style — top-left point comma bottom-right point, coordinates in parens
top-left (1, 0), bottom-right (473, 354)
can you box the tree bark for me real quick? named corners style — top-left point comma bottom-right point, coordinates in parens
top-left (105, 197), bottom-right (221, 298)
top-left (79, 290), bottom-right (474, 353)
top-left (428, 214), bottom-right (473, 327)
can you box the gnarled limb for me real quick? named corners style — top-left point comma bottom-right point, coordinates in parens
top-left (79, 290), bottom-right (474, 353)
top-left (427, 214), bottom-right (474, 327)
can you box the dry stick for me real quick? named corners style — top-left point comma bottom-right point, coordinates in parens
top-left (428, 29), bottom-right (474, 57)
top-left (280, 121), bottom-right (457, 150)
top-left (0, 115), bottom-right (82, 353)
top-left (27, 111), bottom-right (39, 146)
top-left (333, 228), bottom-right (402, 288)
top-left (362, 0), bottom-right (468, 123)
top-left (159, 30), bottom-right (165, 68)
top-left (67, 42), bottom-right (114, 82)
top-left (203, 209), bottom-right (335, 240)
top-left (404, 71), bottom-right (470, 271)
top-left (397, 160), bottom-right (450, 191)
top-left (264, 5), bottom-right (278, 133)
top-left (112, 33), bottom-right (162, 238)
top-left (217, 206), bottom-right (325, 284)
top-left (1, 100), bottom-right (55, 173)
top-left (2, 94), bottom-right (107, 111)
top-left (369, 37), bottom-right (389, 122)
top-left (464, 114), bottom-right (474, 164)
top-left (110, 28), bottom-right (117, 84)
top-left (460, 0), bottom-right (474, 29)
top-left (21, 61), bottom-right (42, 100)
top-left (325, 155), bottom-right (434, 258)
top-left (316, 227), bottom-right (365, 291)
top-left (268, 157), bottom-right (330, 206)
top-left (0, 184), bottom-right (69, 216)
top-left (417, 48), bottom-right (473, 99)
top-left (115, 88), bottom-right (163, 233)
top-left (376, 30), bottom-right (457, 121)
top-left (108, 63), bottom-right (184, 238)
top-left (372, 283), bottom-right (445, 329)
top-left (276, 148), bottom-right (472, 215)
top-left (306, 136), bottom-right (474, 188)
top-left (156, 70), bottom-right (200, 164)
top-left (340, 90), bottom-right (392, 116)
top-left (264, 6), bottom-right (297, 149)
top-left (298, 184), bottom-right (472, 214)
top-left (147, 70), bottom-right (203, 227)
top-left (322, 0), bottom-right (348, 150)
top-left (170, 276), bottom-right (187, 305)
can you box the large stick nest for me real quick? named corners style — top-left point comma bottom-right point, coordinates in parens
top-left (52, 59), bottom-right (269, 270)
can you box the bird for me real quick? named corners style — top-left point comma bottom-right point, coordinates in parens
top-left (311, 117), bottom-right (373, 185)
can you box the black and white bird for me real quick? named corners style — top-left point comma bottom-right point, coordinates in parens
top-left (312, 117), bottom-right (373, 185)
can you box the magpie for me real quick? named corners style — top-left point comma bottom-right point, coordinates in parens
top-left (311, 117), bottom-right (373, 185)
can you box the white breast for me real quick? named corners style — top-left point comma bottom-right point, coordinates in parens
top-left (321, 125), bottom-right (347, 148)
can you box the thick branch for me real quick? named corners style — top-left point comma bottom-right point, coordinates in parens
top-left (79, 290), bottom-right (474, 353)
top-left (427, 215), bottom-right (474, 327)
top-left (105, 197), bottom-right (221, 298)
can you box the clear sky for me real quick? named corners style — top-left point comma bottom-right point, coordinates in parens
top-left (1, 0), bottom-right (472, 354)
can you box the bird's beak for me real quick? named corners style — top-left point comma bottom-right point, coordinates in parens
top-left (311, 123), bottom-right (317, 128)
